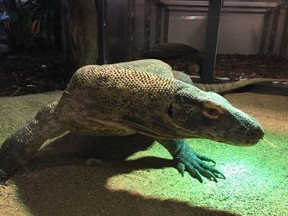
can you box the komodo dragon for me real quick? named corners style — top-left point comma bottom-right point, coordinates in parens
top-left (0, 59), bottom-right (265, 184)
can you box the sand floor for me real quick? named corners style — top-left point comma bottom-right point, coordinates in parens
top-left (0, 88), bottom-right (287, 216)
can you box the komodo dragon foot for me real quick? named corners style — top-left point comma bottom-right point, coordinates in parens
top-left (159, 139), bottom-right (225, 183)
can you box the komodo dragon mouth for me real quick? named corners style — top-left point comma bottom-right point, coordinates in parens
top-left (120, 116), bottom-right (264, 145)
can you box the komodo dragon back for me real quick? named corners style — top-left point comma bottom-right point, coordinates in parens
top-left (0, 59), bottom-right (265, 183)
top-left (64, 64), bottom-right (180, 138)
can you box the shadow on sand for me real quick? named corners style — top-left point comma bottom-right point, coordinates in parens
top-left (11, 134), bottom-right (239, 216)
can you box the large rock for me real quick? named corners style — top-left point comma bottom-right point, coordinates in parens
top-left (142, 43), bottom-right (203, 77)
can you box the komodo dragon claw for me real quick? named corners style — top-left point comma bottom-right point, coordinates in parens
top-left (159, 139), bottom-right (225, 183)
top-left (0, 170), bottom-right (9, 185)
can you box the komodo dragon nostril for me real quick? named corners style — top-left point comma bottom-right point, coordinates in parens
top-left (255, 127), bottom-right (264, 138)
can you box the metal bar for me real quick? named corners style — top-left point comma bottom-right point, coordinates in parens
top-left (169, 7), bottom-right (269, 14)
top-left (162, 1), bottom-right (279, 8)
top-left (61, 0), bottom-right (72, 78)
top-left (259, 10), bottom-right (271, 54)
top-left (163, 8), bottom-right (169, 43)
top-left (280, 6), bottom-right (288, 57)
top-left (96, 0), bottom-right (107, 64)
top-left (221, 8), bottom-right (269, 13)
top-left (128, 0), bottom-right (136, 58)
top-left (156, 3), bottom-right (162, 43)
top-left (202, 0), bottom-right (223, 83)
top-left (52, 0), bottom-right (62, 51)
top-left (145, 0), bottom-right (151, 50)
top-left (268, 6), bottom-right (280, 55)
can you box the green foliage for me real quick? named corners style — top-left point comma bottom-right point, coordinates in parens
top-left (2, 0), bottom-right (32, 48)
top-left (2, 0), bottom-right (58, 49)
top-left (25, 0), bottom-right (55, 39)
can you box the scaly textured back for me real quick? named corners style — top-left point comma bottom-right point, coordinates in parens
top-left (66, 65), bottom-right (181, 119)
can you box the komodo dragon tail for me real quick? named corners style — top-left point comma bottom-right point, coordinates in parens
top-left (172, 70), bottom-right (286, 94)
top-left (195, 78), bottom-right (286, 94)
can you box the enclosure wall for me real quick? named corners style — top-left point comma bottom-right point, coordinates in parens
top-left (167, 7), bottom-right (288, 56)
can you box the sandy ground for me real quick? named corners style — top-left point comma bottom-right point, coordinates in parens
top-left (0, 88), bottom-right (287, 216)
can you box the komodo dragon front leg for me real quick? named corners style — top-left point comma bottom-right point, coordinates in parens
top-left (0, 102), bottom-right (68, 181)
top-left (159, 139), bottom-right (225, 183)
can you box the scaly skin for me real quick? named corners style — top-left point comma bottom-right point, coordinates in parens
top-left (0, 59), bottom-right (264, 183)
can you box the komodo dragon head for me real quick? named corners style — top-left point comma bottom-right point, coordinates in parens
top-left (165, 85), bottom-right (264, 146)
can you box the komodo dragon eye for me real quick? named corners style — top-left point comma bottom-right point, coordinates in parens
top-left (202, 103), bottom-right (224, 120)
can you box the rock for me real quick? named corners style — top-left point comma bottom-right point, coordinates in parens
top-left (142, 43), bottom-right (203, 77)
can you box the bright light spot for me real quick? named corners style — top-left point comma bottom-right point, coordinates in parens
top-left (222, 161), bottom-right (252, 176)
top-left (180, 16), bottom-right (206, 20)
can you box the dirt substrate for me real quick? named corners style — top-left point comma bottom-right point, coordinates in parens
top-left (0, 86), bottom-right (287, 216)
top-left (0, 50), bottom-right (66, 97)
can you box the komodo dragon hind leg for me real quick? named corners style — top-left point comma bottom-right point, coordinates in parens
top-left (158, 139), bottom-right (225, 183)
top-left (0, 102), bottom-right (67, 183)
